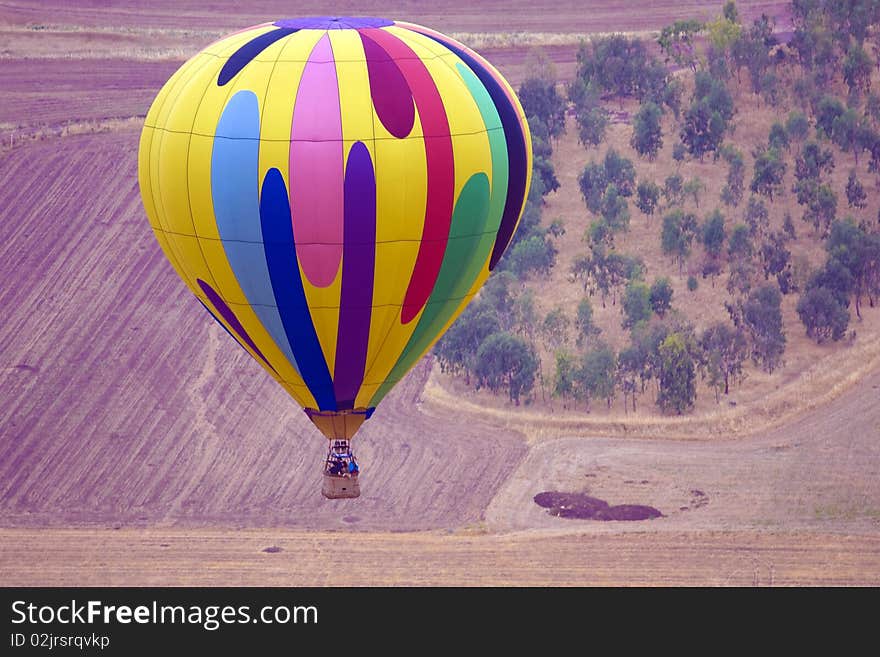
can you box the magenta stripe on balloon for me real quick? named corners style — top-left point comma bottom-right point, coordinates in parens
top-left (290, 33), bottom-right (344, 288)
top-left (360, 31), bottom-right (414, 138)
top-left (333, 142), bottom-right (376, 409)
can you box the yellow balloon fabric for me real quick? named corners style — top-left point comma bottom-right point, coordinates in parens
top-left (138, 16), bottom-right (532, 440)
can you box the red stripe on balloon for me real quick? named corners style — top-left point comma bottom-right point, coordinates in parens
top-left (358, 28), bottom-right (454, 325)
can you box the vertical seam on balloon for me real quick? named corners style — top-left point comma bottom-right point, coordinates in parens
top-left (348, 31), bottom-right (382, 408)
top-left (186, 39), bottom-right (283, 372)
top-left (350, 26), bottom-right (390, 398)
top-left (433, 55), bottom-right (506, 276)
top-left (148, 55), bottom-right (218, 282)
top-left (333, 142), bottom-right (376, 409)
top-left (249, 27), bottom-right (306, 371)
top-left (360, 30), bottom-right (470, 404)
top-left (260, 167), bottom-right (337, 410)
top-left (374, 28), bottom-right (454, 324)
top-left (401, 26), bottom-right (529, 271)
top-left (353, 26), bottom-right (412, 397)
top-left (158, 63), bottom-right (224, 294)
top-left (289, 31), bottom-right (345, 289)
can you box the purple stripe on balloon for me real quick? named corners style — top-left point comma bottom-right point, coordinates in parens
top-left (290, 33), bottom-right (344, 288)
top-left (196, 278), bottom-right (276, 372)
top-left (359, 32), bottom-right (414, 138)
top-left (333, 142), bottom-right (376, 409)
top-left (274, 16), bottom-right (393, 30)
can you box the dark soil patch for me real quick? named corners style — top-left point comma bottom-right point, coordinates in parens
top-left (534, 491), bottom-right (663, 521)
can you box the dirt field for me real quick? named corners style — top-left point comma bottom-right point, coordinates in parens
top-left (2, 528), bottom-right (878, 586)
top-left (1, 1), bottom-right (877, 586)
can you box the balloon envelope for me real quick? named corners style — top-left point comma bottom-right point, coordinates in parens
top-left (138, 16), bottom-right (532, 440)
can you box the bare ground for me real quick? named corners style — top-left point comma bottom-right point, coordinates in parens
top-left (2, 528), bottom-right (877, 586)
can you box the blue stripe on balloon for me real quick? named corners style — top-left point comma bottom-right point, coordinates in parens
top-left (218, 27), bottom-right (298, 86)
top-left (211, 90), bottom-right (300, 375)
top-left (260, 167), bottom-right (337, 411)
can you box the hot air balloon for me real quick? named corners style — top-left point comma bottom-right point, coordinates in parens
top-left (138, 16), bottom-right (532, 498)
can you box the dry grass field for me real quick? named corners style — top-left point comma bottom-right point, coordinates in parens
top-left (1, 1), bottom-right (878, 587)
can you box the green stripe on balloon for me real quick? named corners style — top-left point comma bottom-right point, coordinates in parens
top-left (450, 61), bottom-right (509, 291)
top-left (369, 172), bottom-right (491, 406)
top-left (368, 63), bottom-right (508, 407)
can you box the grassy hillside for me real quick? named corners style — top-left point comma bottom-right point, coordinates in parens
top-left (432, 10), bottom-right (880, 431)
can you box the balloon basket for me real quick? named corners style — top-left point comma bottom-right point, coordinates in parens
top-left (321, 440), bottom-right (360, 499)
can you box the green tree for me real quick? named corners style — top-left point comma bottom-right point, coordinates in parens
top-left (575, 33), bottom-right (673, 110)
top-left (578, 161), bottom-right (607, 214)
top-left (802, 183), bottom-right (838, 235)
top-left (723, 0), bottom-right (739, 23)
top-left (532, 153), bottom-right (560, 195)
top-left (657, 333), bottom-right (696, 414)
top-left (795, 141), bottom-right (835, 181)
top-left (658, 19), bottom-right (705, 72)
top-left (631, 101), bottom-right (664, 159)
top-left (576, 343), bottom-right (618, 408)
top-left (434, 303), bottom-right (501, 383)
top-left (750, 146), bottom-right (787, 200)
top-left (865, 92), bottom-right (880, 126)
top-left (603, 149), bottom-right (637, 196)
top-left (519, 76), bottom-right (566, 140)
top-left (720, 145), bottom-right (745, 207)
top-left (601, 184), bottom-right (631, 231)
top-left (783, 212), bottom-right (797, 239)
top-left (706, 3), bottom-right (742, 75)
top-left (663, 172), bottom-right (685, 206)
top-left (617, 343), bottom-right (645, 412)
top-left (759, 230), bottom-right (793, 290)
top-left (672, 141), bottom-right (687, 163)
top-left (680, 72), bottom-right (734, 161)
top-left (649, 277), bottom-right (674, 317)
top-left (636, 179), bottom-right (661, 218)
top-left (578, 149), bottom-right (636, 215)
top-left (846, 170), bottom-right (867, 209)
top-left (831, 107), bottom-right (873, 164)
top-left (700, 321), bottom-right (747, 398)
top-left (479, 270), bottom-right (519, 327)
top-left (570, 79), bottom-right (610, 148)
top-left (683, 177), bottom-right (705, 207)
top-left (796, 286), bottom-right (850, 343)
top-left (702, 208), bottom-right (727, 258)
top-left (808, 257), bottom-right (855, 309)
top-left (727, 223), bottom-right (753, 261)
top-left (825, 218), bottom-right (880, 319)
top-left (575, 298), bottom-right (601, 346)
top-left (552, 349), bottom-right (577, 403)
top-left (785, 111), bottom-right (810, 152)
top-left (505, 233), bottom-right (557, 280)
top-left (742, 283), bottom-right (786, 373)
top-left (661, 208), bottom-right (699, 272)
top-left (815, 95), bottom-right (845, 139)
top-left (843, 41), bottom-right (873, 98)
top-left (680, 98), bottom-right (726, 161)
top-left (542, 307), bottom-right (570, 346)
top-left (473, 332), bottom-right (538, 405)
top-left (744, 195), bottom-right (770, 238)
top-left (622, 281), bottom-right (653, 329)
top-left (768, 121), bottom-right (790, 151)
top-left (734, 14), bottom-right (777, 93)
